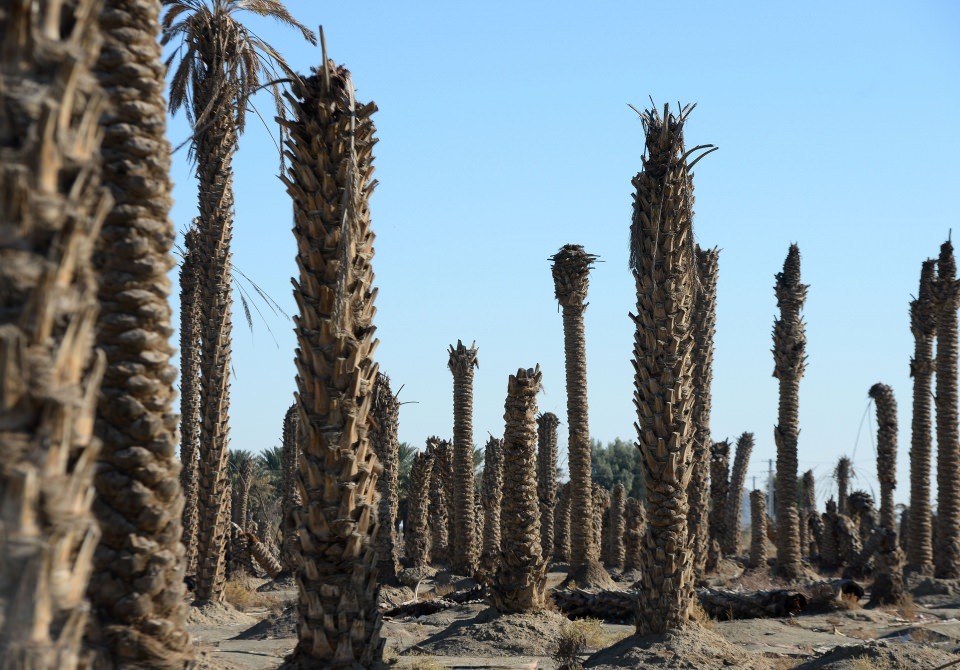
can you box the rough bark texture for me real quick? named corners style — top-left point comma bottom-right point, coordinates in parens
top-left (280, 403), bottom-right (302, 572)
top-left (849, 490), bottom-right (878, 546)
top-left (869, 528), bottom-right (905, 606)
top-left (536, 412), bottom-right (559, 566)
top-left (179, 225), bottom-right (201, 576)
top-left (801, 469), bottom-right (816, 559)
top-left (869, 383), bottom-right (898, 531)
top-left (404, 450), bottom-right (434, 569)
top-left (282, 62), bottom-right (384, 668)
top-left (690, 246), bottom-right (718, 579)
top-left (630, 105), bottom-right (707, 633)
top-left (593, 484), bottom-right (610, 565)
top-left (247, 532), bottom-right (282, 580)
top-left (773, 244), bottom-right (807, 580)
top-left (724, 432), bottom-right (754, 556)
top-left (835, 457), bottom-right (851, 517)
top-left (426, 437), bottom-right (451, 564)
top-left (835, 514), bottom-right (863, 569)
top-left (908, 259), bottom-right (936, 576)
top-left (749, 490), bottom-right (768, 570)
top-left (371, 373), bottom-right (400, 580)
top-left (492, 367), bottom-right (546, 613)
top-left (820, 501), bottom-right (839, 570)
top-left (86, 0), bottom-right (193, 665)
top-left (554, 482), bottom-right (572, 563)
top-left (479, 437), bottom-right (504, 579)
top-left (608, 484), bottom-right (626, 571)
top-left (230, 458), bottom-right (253, 576)
top-left (448, 340), bottom-right (479, 577)
top-left (624, 497), bottom-right (645, 572)
top-left (936, 241), bottom-right (960, 579)
top-left (551, 245), bottom-right (606, 585)
top-left (0, 1), bottom-right (108, 665)
top-left (708, 440), bottom-right (731, 556)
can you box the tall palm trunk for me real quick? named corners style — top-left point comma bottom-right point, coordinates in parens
top-left (536, 412), bottom-right (559, 564)
top-left (868, 382), bottom-right (905, 605)
top-left (690, 246), bottom-right (719, 578)
top-left (448, 340), bottom-right (479, 576)
top-left (0, 1), bottom-right (109, 665)
top-left (87, 0), bottom-right (193, 664)
top-left (908, 259), bottom-right (936, 575)
top-left (630, 104), bottom-right (711, 633)
top-left (708, 440), bottom-right (731, 554)
top-left (479, 436), bottom-right (504, 579)
top-left (492, 367), bottom-right (546, 613)
top-left (749, 490), bottom-right (767, 570)
top-left (801, 469), bottom-right (816, 558)
top-left (554, 482), bottom-right (572, 563)
top-left (724, 432), bottom-right (754, 556)
top-left (936, 241), bottom-right (960, 579)
top-left (624, 498), bottom-right (645, 571)
top-left (372, 373), bottom-right (400, 580)
top-left (179, 224), bottom-right (201, 575)
top-left (835, 457), bottom-right (851, 516)
top-left (594, 484), bottom-right (610, 565)
top-left (280, 403), bottom-right (302, 572)
top-left (608, 483), bottom-right (626, 571)
top-left (551, 244), bottom-right (607, 587)
top-left (426, 437), bottom-right (451, 563)
top-left (282, 61), bottom-right (384, 668)
top-left (405, 450), bottom-right (434, 569)
top-left (773, 244), bottom-right (808, 580)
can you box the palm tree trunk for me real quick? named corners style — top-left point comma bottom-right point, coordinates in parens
top-left (594, 484), bottom-right (611, 566)
top-left (800, 470), bottom-right (816, 558)
top-left (623, 497), bottom-right (645, 572)
top-left (551, 245), bottom-right (608, 587)
top-left (708, 439), bottom-right (731, 559)
top-left (749, 490), bottom-right (768, 570)
top-left (0, 1), bottom-right (108, 665)
top-left (724, 432), bottom-right (754, 556)
top-left (936, 241), bottom-right (960, 579)
top-left (835, 457), bottom-right (851, 516)
top-left (448, 341), bottom-right (479, 577)
top-left (281, 61), bottom-right (384, 668)
top-left (179, 224), bottom-right (201, 576)
top-left (554, 482), bottom-right (572, 563)
top-left (630, 104), bottom-right (708, 633)
top-left (427, 437), bottom-right (451, 564)
top-left (280, 403), bottom-right (302, 573)
top-left (536, 412), bottom-right (559, 564)
top-left (372, 373), bottom-right (400, 580)
top-left (608, 483), bottom-right (626, 571)
top-left (690, 246), bottom-right (719, 578)
top-left (820, 500), bottom-right (839, 570)
top-left (405, 450), bottom-right (434, 569)
top-left (773, 244), bottom-right (808, 580)
top-left (909, 259), bottom-right (936, 576)
top-left (492, 367), bottom-right (546, 613)
top-left (868, 383), bottom-right (905, 605)
top-left (479, 437), bottom-right (504, 580)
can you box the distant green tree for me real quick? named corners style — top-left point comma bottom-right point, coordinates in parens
top-left (397, 442), bottom-right (416, 501)
top-left (591, 438), bottom-right (645, 499)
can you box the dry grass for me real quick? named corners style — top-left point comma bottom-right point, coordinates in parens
top-left (223, 575), bottom-right (281, 612)
top-left (554, 623), bottom-right (588, 670)
top-left (848, 658), bottom-right (892, 670)
top-left (689, 601), bottom-right (716, 630)
top-left (408, 660), bottom-right (445, 670)
top-left (899, 592), bottom-right (918, 620)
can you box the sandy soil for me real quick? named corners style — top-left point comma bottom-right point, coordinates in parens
top-left (185, 570), bottom-right (960, 669)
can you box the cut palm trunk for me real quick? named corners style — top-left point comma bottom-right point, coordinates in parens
top-left (0, 1), bottom-right (109, 666)
top-left (723, 432), bottom-right (754, 556)
top-left (536, 412), bottom-right (559, 565)
top-left (630, 103), bottom-right (714, 633)
top-left (179, 223), bottom-right (201, 575)
top-left (708, 439), bottom-right (731, 567)
top-left (426, 437), bottom-right (452, 564)
top-left (479, 436), bottom-right (504, 579)
top-left (372, 373), bottom-right (400, 580)
top-left (281, 60), bottom-right (384, 668)
top-left (405, 450), bottom-right (434, 569)
top-left (749, 490), bottom-right (768, 570)
top-left (280, 403), bottom-right (302, 572)
top-left (608, 483), bottom-right (626, 571)
top-left (936, 241), bottom-right (960, 579)
top-left (554, 482), bottom-right (572, 563)
top-left (867, 383), bottom-right (905, 605)
top-left (448, 341), bottom-right (480, 577)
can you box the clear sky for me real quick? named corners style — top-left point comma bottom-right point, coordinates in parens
top-left (165, 1), bottom-right (960, 507)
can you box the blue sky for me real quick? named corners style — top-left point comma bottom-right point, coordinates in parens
top-left (165, 1), bottom-right (960, 506)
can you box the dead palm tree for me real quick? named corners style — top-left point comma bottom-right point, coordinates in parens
top-left (908, 259), bottom-right (936, 575)
top-left (536, 412), bottom-right (559, 564)
top-left (724, 432), bottom-right (754, 556)
top-left (709, 439), bottom-right (731, 555)
top-left (630, 103), bottom-right (714, 633)
top-left (371, 373), bottom-right (400, 580)
top-left (282, 58), bottom-right (384, 666)
top-left (936, 241), bottom-right (960, 579)
top-left (280, 402), bottom-right (301, 572)
top-left (801, 469), bottom-right (817, 558)
top-left (835, 457), bottom-right (852, 516)
top-left (868, 382), bottom-right (905, 605)
top-left (492, 366), bottom-right (547, 613)
top-left (426, 437), bottom-right (452, 563)
top-left (179, 224), bottom-right (201, 574)
top-left (773, 244), bottom-right (808, 580)
top-left (448, 340), bottom-right (480, 576)
top-left (405, 450), bottom-right (434, 569)
top-left (160, 0), bottom-right (315, 603)
top-left (749, 490), bottom-right (768, 570)
top-left (608, 483), bottom-right (626, 572)
top-left (554, 482), bottom-right (572, 563)
top-left (1, 1), bottom-right (111, 665)
top-left (624, 497), bottom-right (645, 572)
top-left (84, 0), bottom-right (195, 664)
top-left (479, 436), bottom-right (504, 579)
top-left (690, 246), bottom-right (719, 578)
top-left (551, 244), bottom-right (608, 587)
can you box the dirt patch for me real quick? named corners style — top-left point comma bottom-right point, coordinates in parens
top-left (380, 584), bottom-right (416, 609)
top-left (792, 639), bottom-right (960, 669)
top-left (187, 601), bottom-right (258, 626)
top-left (234, 604), bottom-right (298, 641)
top-left (411, 606), bottom-right (567, 657)
top-left (256, 574), bottom-right (296, 592)
top-left (585, 623), bottom-right (771, 669)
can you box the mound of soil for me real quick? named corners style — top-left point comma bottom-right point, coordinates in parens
top-left (186, 601), bottom-right (257, 626)
top-left (585, 624), bottom-right (770, 670)
top-left (234, 605), bottom-right (298, 640)
top-left (256, 574), bottom-right (296, 592)
top-left (379, 584), bottom-right (416, 609)
top-left (792, 639), bottom-right (960, 669)
top-left (413, 606), bottom-right (567, 657)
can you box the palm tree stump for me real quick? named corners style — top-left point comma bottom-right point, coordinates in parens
top-left (608, 483), bottom-right (627, 572)
top-left (554, 482), bottom-right (572, 563)
top-left (479, 436), bottom-right (505, 580)
top-left (426, 437), bottom-right (452, 564)
top-left (624, 498), bottom-right (646, 572)
top-left (536, 412), bottom-right (559, 567)
top-left (724, 432), bottom-right (754, 556)
top-left (405, 450), bottom-right (434, 569)
top-left (835, 457), bottom-right (851, 517)
top-left (749, 490), bottom-right (768, 570)
top-left (708, 439), bottom-right (731, 568)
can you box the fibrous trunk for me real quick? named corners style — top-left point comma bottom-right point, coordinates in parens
top-left (281, 61), bottom-right (384, 668)
top-left (479, 436), bottom-right (504, 579)
top-left (724, 432), bottom-right (754, 556)
top-left (593, 484), bottom-right (610, 564)
top-left (179, 224), bottom-right (201, 575)
top-left (554, 482), bottom-right (572, 563)
top-left (820, 501), bottom-right (839, 570)
top-left (801, 470), bottom-right (816, 559)
top-left (448, 340), bottom-right (479, 576)
top-left (908, 259), bottom-right (936, 576)
top-left (280, 403), bottom-right (302, 572)
top-left (835, 457), bottom-right (851, 517)
top-left (689, 246), bottom-right (719, 578)
top-left (936, 241), bottom-right (960, 579)
top-left (536, 412), bottom-right (559, 566)
top-left (630, 104), bottom-right (709, 633)
top-left (868, 383), bottom-right (904, 605)
top-left (608, 483), bottom-right (626, 571)
top-left (624, 497), bottom-right (645, 572)
top-left (708, 440), bottom-right (731, 556)
top-left (492, 367), bottom-right (546, 613)
top-left (371, 373), bottom-right (400, 580)
top-left (405, 450), bottom-right (434, 569)
top-left (773, 244), bottom-right (808, 580)
top-left (749, 490), bottom-right (768, 570)
top-left (426, 437), bottom-right (452, 564)
top-left (0, 1), bottom-right (108, 665)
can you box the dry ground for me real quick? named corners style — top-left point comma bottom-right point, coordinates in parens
top-left (185, 569), bottom-right (960, 669)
